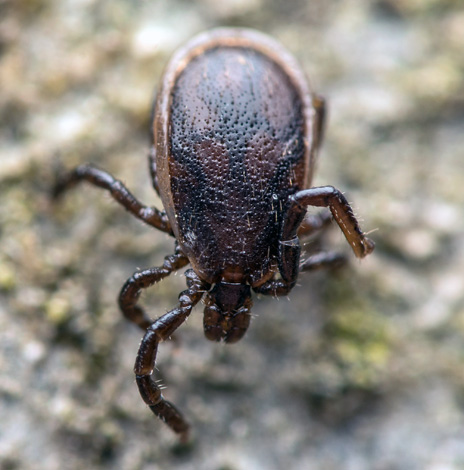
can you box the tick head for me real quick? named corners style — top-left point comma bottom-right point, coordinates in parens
top-left (203, 282), bottom-right (253, 343)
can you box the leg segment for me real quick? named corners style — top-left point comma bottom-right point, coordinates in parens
top-left (254, 251), bottom-right (345, 297)
top-left (300, 251), bottom-right (347, 271)
top-left (290, 186), bottom-right (374, 258)
top-left (253, 277), bottom-right (294, 297)
top-left (52, 163), bottom-right (172, 233)
top-left (278, 186), bottom-right (373, 286)
top-left (298, 210), bottom-right (333, 237)
top-left (118, 245), bottom-right (189, 330)
top-left (134, 269), bottom-right (209, 441)
top-left (279, 185), bottom-right (374, 285)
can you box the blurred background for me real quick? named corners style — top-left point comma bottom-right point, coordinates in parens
top-left (1, 0), bottom-right (463, 469)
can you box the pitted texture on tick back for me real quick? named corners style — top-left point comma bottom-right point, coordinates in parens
top-left (169, 47), bottom-right (306, 283)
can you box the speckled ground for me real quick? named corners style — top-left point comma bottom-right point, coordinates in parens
top-left (1, 1), bottom-right (464, 469)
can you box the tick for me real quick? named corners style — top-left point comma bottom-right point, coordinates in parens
top-left (53, 28), bottom-right (374, 441)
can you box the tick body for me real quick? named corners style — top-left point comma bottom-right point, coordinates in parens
top-left (53, 28), bottom-right (374, 440)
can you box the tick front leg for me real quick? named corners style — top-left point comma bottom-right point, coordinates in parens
top-left (284, 186), bottom-right (374, 259)
top-left (118, 245), bottom-right (189, 330)
top-left (52, 163), bottom-right (172, 233)
top-left (278, 186), bottom-right (373, 287)
top-left (134, 269), bottom-right (209, 441)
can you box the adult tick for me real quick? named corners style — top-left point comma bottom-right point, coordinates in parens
top-left (53, 28), bottom-right (374, 441)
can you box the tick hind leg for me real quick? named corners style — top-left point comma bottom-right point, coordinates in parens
top-left (134, 269), bottom-right (209, 441)
top-left (300, 251), bottom-right (346, 271)
top-left (52, 163), bottom-right (172, 233)
top-left (118, 244), bottom-right (189, 330)
top-left (298, 210), bottom-right (333, 238)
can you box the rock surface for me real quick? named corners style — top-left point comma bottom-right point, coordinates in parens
top-left (1, 1), bottom-right (463, 469)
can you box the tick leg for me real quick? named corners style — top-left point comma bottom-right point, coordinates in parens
top-left (298, 212), bottom-right (347, 268)
top-left (278, 186), bottom-right (373, 287)
top-left (118, 245), bottom-right (190, 330)
top-left (284, 186), bottom-right (374, 259)
top-left (52, 163), bottom-right (172, 233)
top-left (254, 251), bottom-right (346, 297)
top-left (300, 251), bottom-right (347, 271)
top-left (134, 269), bottom-right (209, 441)
top-left (253, 277), bottom-right (294, 297)
top-left (298, 210), bottom-right (333, 237)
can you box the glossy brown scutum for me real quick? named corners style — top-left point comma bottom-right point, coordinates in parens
top-left (166, 46), bottom-right (306, 284)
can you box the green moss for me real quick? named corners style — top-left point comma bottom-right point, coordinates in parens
top-left (325, 308), bottom-right (391, 389)
top-left (0, 261), bottom-right (16, 291)
top-left (384, 0), bottom-right (461, 16)
top-left (45, 294), bottom-right (72, 325)
top-left (299, 275), bottom-right (394, 400)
